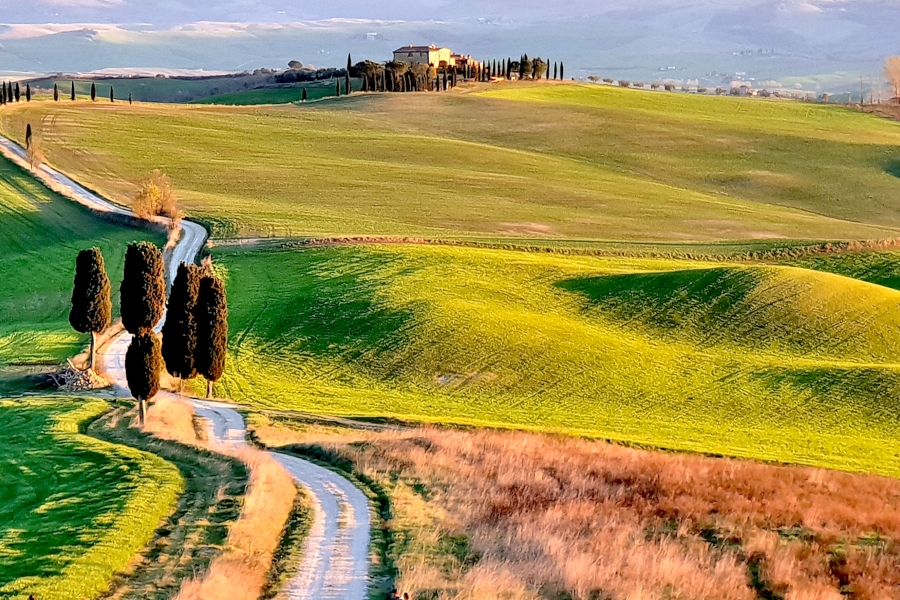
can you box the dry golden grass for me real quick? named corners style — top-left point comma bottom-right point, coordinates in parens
top-left (142, 398), bottom-right (296, 600)
top-left (252, 418), bottom-right (900, 600)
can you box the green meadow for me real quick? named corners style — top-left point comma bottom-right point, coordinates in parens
top-left (4, 84), bottom-right (900, 241)
top-left (0, 398), bottom-right (181, 600)
top-left (211, 243), bottom-right (900, 477)
top-left (0, 156), bottom-right (163, 392)
top-left (193, 79), bottom-right (360, 105)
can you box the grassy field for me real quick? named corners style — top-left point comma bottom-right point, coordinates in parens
top-left (3, 84), bottom-right (900, 241)
top-left (207, 242), bottom-right (900, 478)
top-left (193, 79), bottom-right (359, 106)
top-left (0, 398), bottom-right (181, 600)
top-left (0, 155), bottom-right (163, 392)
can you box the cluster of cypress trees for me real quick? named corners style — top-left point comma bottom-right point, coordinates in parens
top-left (476, 55), bottom-right (564, 82)
top-left (70, 242), bottom-right (229, 426)
top-left (0, 82), bottom-right (21, 105)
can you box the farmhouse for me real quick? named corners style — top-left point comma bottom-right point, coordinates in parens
top-left (393, 45), bottom-right (454, 67)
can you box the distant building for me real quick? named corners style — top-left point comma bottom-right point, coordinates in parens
top-left (393, 45), bottom-right (454, 67)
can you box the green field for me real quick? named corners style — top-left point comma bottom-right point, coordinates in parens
top-left (210, 243), bottom-right (900, 477)
top-left (0, 398), bottom-right (181, 600)
top-left (0, 155), bottom-right (163, 392)
top-left (193, 79), bottom-right (359, 105)
top-left (4, 84), bottom-right (900, 241)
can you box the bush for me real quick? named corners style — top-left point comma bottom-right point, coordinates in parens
top-left (133, 170), bottom-right (179, 220)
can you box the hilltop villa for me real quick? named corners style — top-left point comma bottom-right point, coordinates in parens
top-left (392, 45), bottom-right (474, 68)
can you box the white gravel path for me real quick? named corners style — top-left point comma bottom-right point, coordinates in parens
top-left (0, 133), bottom-right (371, 600)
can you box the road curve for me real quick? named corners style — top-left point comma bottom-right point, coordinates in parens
top-left (0, 133), bottom-right (371, 600)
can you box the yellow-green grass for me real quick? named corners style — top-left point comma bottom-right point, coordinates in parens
top-left (0, 155), bottom-right (163, 392)
top-left (3, 84), bottom-right (900, 241)
top-left (211, 243), bottom-right (900, 477)
top-left (0, 398), bottom-right (182, 600)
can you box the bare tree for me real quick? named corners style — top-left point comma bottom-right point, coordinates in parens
top-left (885, 56), bottom-right (900, 100)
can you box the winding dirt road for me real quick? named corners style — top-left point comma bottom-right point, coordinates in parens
top-left (0, 134), bottom-right (371, 600)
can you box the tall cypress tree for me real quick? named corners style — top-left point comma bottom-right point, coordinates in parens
top-left (560, 61), bottom-right (565, 80)
top-left (301, 87), bottom-right (308, 101)
top-left (129, 92), bottom-right (133, 105)
top-left (336, 78), bottom-right (341, 97)
top-left (25, 84), bottom-right (31, 102)
top-left (14, 83), bottom-right (20, 102)
top-left (25, 124), bottom-right (32, 150)
top-left (553, 62), bottom-right (558, 80)
top-left (162, 263), bottom-right (200, 388)
top-left (90, 82), bottom-right (96, 101)
top-left (69, 248), bottom-right (112, 370)
top-left (347, 53), bottom-right (353, 76)
top-left (196, 274), bottom-right (228, 399)
top-left (71, 81), bottom-right (76, 101)
top-left (346, 72), bottom-right (352, 95)
top-left (54, 83), bottom-right (59, 101)
top-left (126, 331), bottom-right (162, 425)
top-left (110, 86), bottom-right (114, 102)
top-left (120, 241), bottom-right (166, 335)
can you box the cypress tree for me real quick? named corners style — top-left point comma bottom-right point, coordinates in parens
top-left (196, 274), bottom-right (228, 399)
top-left (71, 81), bottom-right (76, 101)
top-left (125, 331), bottom-right (162, 425)
top-left (69, 248), bottom-right (112, 370)
top-left (25, 84), bottom-right (31, 102)
top-left (1, 87), bottom-right (4, 106)
top-left (301, 87), bottom-right (308, 101)
top-left (336, 78), bottom-right (341, 97)
top-left (129, 92), bottom-right (133, 105)
top-left (90, 82), bottom-right (96, 101)
top-left (110, 86), bottom-right (114, 102)
top-left (346, 72), bottom-right (352, 95)
top-left (120, 241), bottom-right (166, 335)
top-left (553, 62), bottom-right (558, 80)
top-left (54, 83), bottom-right (59, 101)
top-left (560, 61), bottom-right (565, 80)
top-left (507, 58), bottom-right (513, 79)
top-left (162, 263), bottom-right (200, 388)
top-left (14, 83), bottom-right (20, 102)
top-left (546, 59), bottom-right (550, 80)
top-left (25, 124), bottom-right (32, 150)
top-left (347, 53), bottom-right (352, 75)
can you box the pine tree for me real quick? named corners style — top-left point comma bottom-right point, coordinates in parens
top-left (25, 84), bottom-right (31, 102)
top-left (196, 274), bottom-right (228, 399)
top-left (110, 86), bottom-right (114, 102)
top-left (14, 83), bottom-right (20, 102)
top-left (71, 81), bottom-right (76, 101)
top-left (69, 248), bottom-right (112, 370)
top-left (126, 331), bottom-right (162, 425)
top-left (162, 263), bottom-right (200, 388)
top-left (301, 87), bottom-right (308, 101)
top-left (120, 241), bottom-right (166, 335)
top-left (54, 83), bottom-right (59, 101)
top-left (90, 82), bottom-right (96, 101)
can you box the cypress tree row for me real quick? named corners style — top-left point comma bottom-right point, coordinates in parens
top-left (69, 248), bottom-right (112, 370)
top-left (196, 274), bottom-right (228, 399)
top-left (53, 83), bottom-right (59, 101)
top-left (90, 82), bottom-right (97, 101)
top-left (162, 263), bottom-right (200, 389)
top-left (71, 81), bottom-right (76, 101)
top-left (126, 331), bottom-right (162, 425)
top-left (120, 241), bottom-right (166, 334)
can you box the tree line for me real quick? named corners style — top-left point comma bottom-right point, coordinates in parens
top-left (346, 53), bottom-right (566, 95)
top-left (70, 242), bottom-right (228, 425)
top-left (0, 81), bottom-right (134, 105)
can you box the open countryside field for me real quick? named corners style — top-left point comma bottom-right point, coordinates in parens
top-left (3, 84), bottom-right (900, 241)
top-left (0, 155), bottom-right (163, 392)
top-left (0, 398), bottom-right (181, 600)
top-left (212, 243), bottom-right (900, 476)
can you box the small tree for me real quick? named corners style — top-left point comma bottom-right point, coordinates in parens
top-left (129, 92), bottom-right (133, 105)
top-left (196, 274), bottom-right (228, 399)
top-left (25, 124), bottom-right (32, 150)
top-left (90, 82), bottom-right (96, 101)
top-left (71, 81), bottom-right (76, 101)
top-left (25, 84), bottom-right (31, 102)
top-left (133, 170), bottom-right (178, 220)
top-left (162, 263), bottom-right (201, 391)
top-left (69, 248), bottom-right (112, 369)
top-left (54, 83), bottom-right (59, 101)
top-left (120, 241), bottom-right (166, 335)
top-left (301, 87), bottom-right (308, 101)
top-left (126, 331), bottom-right (162, 426)
top-left (886, 56), bottom-right (900, 99)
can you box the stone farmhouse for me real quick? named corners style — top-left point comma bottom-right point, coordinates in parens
top-left (392, 45), bottom-right (474, 68)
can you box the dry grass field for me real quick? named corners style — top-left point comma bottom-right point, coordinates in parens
top-left (252, 416), bottom-right (900, 600)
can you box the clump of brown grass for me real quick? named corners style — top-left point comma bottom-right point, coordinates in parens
top-left (142, 400), bottom-right (296, 600)
top-left (252, 419), bottom-right (900, 600)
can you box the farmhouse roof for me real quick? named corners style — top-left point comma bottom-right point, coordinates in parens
top-left (394, 45), bottom-right (441, 52)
